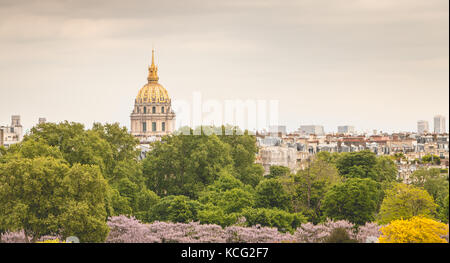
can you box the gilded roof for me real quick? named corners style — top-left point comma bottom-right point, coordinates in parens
top-left (135, 49), bottom-right (170, 103)
top-left (136, 82), bottom-right (170, 103)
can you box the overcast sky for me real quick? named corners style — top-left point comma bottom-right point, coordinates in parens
top-left (0, 0), bottom-right (448, 134)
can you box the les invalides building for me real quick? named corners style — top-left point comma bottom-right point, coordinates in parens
top-left (130, 50), bottom-right (176, 143)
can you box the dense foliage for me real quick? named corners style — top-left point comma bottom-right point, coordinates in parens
top-left (322, 178), bottom-right (382, 225)
top-left (0, 122), bottom-right (448, 243)
top-left (378, 183), bottom-right (438, 225)
top-left (379, 217), bottom-right (449, 243)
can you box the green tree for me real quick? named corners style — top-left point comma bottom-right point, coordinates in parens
top-left (335, 150), bottom-right (378, 179)
top-left (374, 155), bottom-right (398, 182)
top-left (255, 179), bottom-right (290, 211)
top-left (292, 159), bottom-right (341, 223)
top-left (198, 172), bottom-right (255, 212)
top-left (439, 194), bottom-right (449, 223)
top-left (151, 195), bottom-right (202, 223)
top-left (200, 188), bottom-right (254, 214)
top-left (24, 122), bottom-right (114, 175)
top-left (378, 183), bottom-right (438, 224)
top-left (0, 157), bottom-right (109, 242)
top-left (92, 122), bottom-right (140, 163)
top-left (421, 154), bottom-right (441, 165)
top-left (392, 153), bottom-right (406, 163)
top-left (197, 204), bottom-right (240, 226)
top-left (267, 165), bottom-right (291, 179)
top-left (134, 189), bottom-right (161, 222)
top-left (410, 168), bottom-right (449, 205)
top-left (196, 172), bottom-right (255, 226)
top-left (235, 164), bottom-right (264, 187)
top-left (241, 207), bottom-right (306, 233)
top-left (142, 133), bottom-right (233, 198)
top-left (106, 188), bottom-right (133, 216)
top-left (216, 126), bottom-right (264, 187)
top-left (322, 178), bottom-right (382, 225)
top-left (316, 151), bottom-right (340, 164)
top-left (335, 150), bottom-right (397, 182)
top-left (5, 138), bottom-right (63, 160)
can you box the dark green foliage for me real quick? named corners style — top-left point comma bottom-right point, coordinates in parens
top-left (143, 125), bottom-right (264, 198)
top-left (291, 159), bottom-right (341, 223)
top-left (151, 195), bottom-right (202, 223)
top-left (410, 168), bottom-right (449, 221)
top-left (335, 150), bottom-right (397, 182)
top-left (336, 150), bottom-right (377, 179)
top-left (237, 163), bottom-right (264, 187)
top-left (421, 154), bottom-right (441, 165)
top-left (0, 121), bottom-right (416, 242)
top-left (374, 156), bottom-right (398, 182)
top-left (241, 208), bottom-right (306, 233)
top-left (134, 189), bottom-right (160, 222)
top-left (267, 165), bottom-right (291, 179)
top-left (91, 122), bottom-right (140, 163)
top-left (316, 151), bottom-right (340, 164)
top-left (322, 178), bottom-right (382, 225)
top-left (410, 168), bottom-right (449, 203)
top-left (197, 204), bottom-right (240, 227)
top-left (440, 194), bottom-right (449, 223)
top-left (25, 122), bottom-right (114, 174)
top-left (142, 133), bottom-right (233, 198)
top-left (0, 157), bottom-right (110, 242)
top-left (255, 179), bottom-right (291, 211)
top-left (196, 172), bottom-right (254, 226)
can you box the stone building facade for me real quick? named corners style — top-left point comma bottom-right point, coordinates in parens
top-left (257, 146), bottom-right (298, 175)
top-left (0, 115), bottom-right (23, 148)
top-left (130, 50), bottom-right (176, 143)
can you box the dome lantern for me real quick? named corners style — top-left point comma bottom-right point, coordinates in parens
top-left (147, 49), bottom-right (159, 83)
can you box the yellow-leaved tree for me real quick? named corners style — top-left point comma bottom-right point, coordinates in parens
top-left (379, 216), bottom-right (449, 243)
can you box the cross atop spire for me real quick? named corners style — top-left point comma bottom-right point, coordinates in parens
top-left (148, 49), bottom-right (159, 83)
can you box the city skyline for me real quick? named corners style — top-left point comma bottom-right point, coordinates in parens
top-left (0, 0), bottom-right (448, 133)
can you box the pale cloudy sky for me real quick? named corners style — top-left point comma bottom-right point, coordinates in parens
top-left (0, 0), bottom-right (448, 133)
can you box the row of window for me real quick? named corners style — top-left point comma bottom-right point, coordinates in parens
top-left (142, 122), bottom-right (166, 132)
top-left (137, 106), bottom-right (165, 114)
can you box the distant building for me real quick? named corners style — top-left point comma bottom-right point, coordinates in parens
top-left (299, 125), bottom-right (324, 135)
top-left (0, 115), bottom-right (23, 147)
top-left (130, 50), bottom-right (176, 143)
top-left (257, 136), bottom-right (282, 147)
top-left (417, 120), bottom-right (429, 135)
top-left (257, 146), bottom-right (297, 175)
top-left (434, 115), bottom-right (446, 134)
top-left (337, 125), bottom-right (355, 134)
top-left (38, 117), bottom-right (47, 124)
top-left (268, 125), bottom-right (287, 136)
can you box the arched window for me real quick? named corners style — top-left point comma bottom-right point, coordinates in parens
top-left (161, 106), bottom-right (165, 113)
top-left (143, 107), bottom-right (147, 114)
top-left (152, 106), bottom-right (156, 114)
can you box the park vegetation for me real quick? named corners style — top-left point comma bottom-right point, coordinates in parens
top-left (0, 122), bottom-right (448, 243)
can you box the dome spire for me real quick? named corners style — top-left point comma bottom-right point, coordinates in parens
top-left (148, 48), bottom-right (159, 83)
top-left (151, 49), bottom-right (155, 67)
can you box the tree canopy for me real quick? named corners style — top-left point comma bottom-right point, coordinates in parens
top-left (322, 178), bottom-right (382, 225)
top-left (378, 183), bottom-right (438, 225)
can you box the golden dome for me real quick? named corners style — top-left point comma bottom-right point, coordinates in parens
top-left (136, 49), bottom-right (170, 104)
top-left (136, 82), bottom-right (170, 103)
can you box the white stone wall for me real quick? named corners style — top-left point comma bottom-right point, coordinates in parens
top-left (258, 146), bottom-right (298, 175)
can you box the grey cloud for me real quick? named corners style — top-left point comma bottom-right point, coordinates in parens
top-left (0, 0), bottom-right (448, 133)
